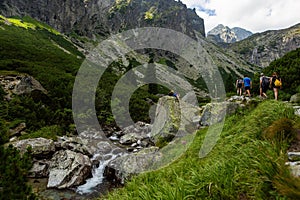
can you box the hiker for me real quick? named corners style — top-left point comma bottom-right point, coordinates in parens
top-left (235, 77), bottom-right (243, 96)
top-left (260, 73), bottom-right (269, 98)
top-left (270, 72), bottom-right (282, 100)
top-left (243, 75), bottom-right (252, 97)
top-left (168, 90), bottom-right (179, 100)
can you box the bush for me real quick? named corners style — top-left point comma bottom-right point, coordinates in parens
top-left (263, 118), bottom-right (297, 144)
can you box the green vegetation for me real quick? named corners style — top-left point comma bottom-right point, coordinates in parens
top-left (105, 101), bottom-right (300, 199)
top-left (0, 16), bottom-right (83, 133)
top-left (0, 119), bottom-right (36, 199)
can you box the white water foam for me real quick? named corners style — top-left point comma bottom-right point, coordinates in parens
top-left (76, 153), bottom-right (119, 194)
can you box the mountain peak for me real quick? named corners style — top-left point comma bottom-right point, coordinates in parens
top-left (207, 24), bottom-right (252, 44)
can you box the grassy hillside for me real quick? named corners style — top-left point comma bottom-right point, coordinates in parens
top-left (0, 15), bottom-right (84, 133)
top-left (104, 101), bottom-right (300, 199)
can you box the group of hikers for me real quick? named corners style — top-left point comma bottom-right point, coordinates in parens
top-left (236, 72), bottom-right (282, 100)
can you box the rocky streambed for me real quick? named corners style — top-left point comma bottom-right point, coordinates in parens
top-left (9, 94), bottom-right (300, 199)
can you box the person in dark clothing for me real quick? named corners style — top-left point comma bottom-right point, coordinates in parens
top-left (270, 72), bottom-right (282, 100)
top-left (236, 77), bottom-right (243, 96)
top-left (260, 73), bottom-right (269, 98)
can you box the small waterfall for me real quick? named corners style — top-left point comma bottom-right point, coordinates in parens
top-left (76, 153), bottom-right (119, 194)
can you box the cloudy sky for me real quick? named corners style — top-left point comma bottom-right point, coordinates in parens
top-left (180, 0), bottom-right (300, 34)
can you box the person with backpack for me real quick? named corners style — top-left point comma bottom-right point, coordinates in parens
top-left (243, 75), bottom-right (252, 97)
top-left (236, 77), bottom-right (243, 96)
top-left (270, 72), bottom-right (282, 100)
top-left (260, 73), bottom-right (269, 98)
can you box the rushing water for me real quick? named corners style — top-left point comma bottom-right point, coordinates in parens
top-left (76, 153), bottom-right (119, 195)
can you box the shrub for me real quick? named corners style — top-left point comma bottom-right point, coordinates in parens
top-left (263, 118), bottom-right (297, 144)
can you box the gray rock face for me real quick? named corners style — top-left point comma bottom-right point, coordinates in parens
top-left (11, 137), bottom-right (56, 159)
top-left (286, 152), bottom-right (300, 177)
top-left (150, 96), bottom-right (181, 145)
top-left (200, 102), bottom-right (239, 126)
top-left (119, 121), bottom-right (152, 145)
top-left (0, 74), bottom-right (47, 100)
top-left (104, 146), bottom-right (161, 184)
top-left (47, 150), bottom-right (92, 189)
top-left (28, 161), bottom-right (50, 178)
top-left (290, 93), bottom-right (300, 104)
top-left (0, 0), bottom-right (205, 39)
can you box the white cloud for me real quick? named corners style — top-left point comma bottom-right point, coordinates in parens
top-left (181, 0), bottom-right (300, 34)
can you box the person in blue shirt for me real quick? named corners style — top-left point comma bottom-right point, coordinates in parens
top-left (243, 75), bottom-right (252, 97)
top-left (168, 90), bottom-right (179, 100)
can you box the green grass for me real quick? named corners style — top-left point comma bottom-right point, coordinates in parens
top-left (104, 100), bottom-right (299, 200)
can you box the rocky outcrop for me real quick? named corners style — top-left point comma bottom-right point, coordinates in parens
top-left (0, 74), bottom-right (47, 100)
top-left (199, 102), bottom-right (239, 126)
top-left (150, 96), bottom-right (181, 145)
top-left (0, 0), bottom-right (205, 39)
top-left (11, 137), bottom-right (56, 159)
top-left (47, 150), bottom-right (92, 189)
top-left (104, 146), bottom-right (161, 184)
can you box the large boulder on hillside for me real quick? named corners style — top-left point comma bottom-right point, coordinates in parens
top-left (104, 147), bottom-right (161, 184)
top-left (14, 75), bottom-right (47, 95)
top-left (10, 137), bottom-right (56, 159)
top-left (149, 96), bottom-right (181, 145)
top-left (47, 150), bottom-right (92, 189)
top-left (200, 102), bottom-right (239, 126)
top-left (149, 96), bottom-right (200, 146)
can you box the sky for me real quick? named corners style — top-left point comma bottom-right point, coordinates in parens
top-left (180, 0), bottom-right (300, 34)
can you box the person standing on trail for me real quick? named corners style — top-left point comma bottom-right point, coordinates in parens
top-left (260, 73), bottom-right (269, 98)
top-left (270, 72), bottom-right (282, 100)
top-left (236, 77), bottom-right (243, 96)
top-left (243, 75), bottom-right (252, 97)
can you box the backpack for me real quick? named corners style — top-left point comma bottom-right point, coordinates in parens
top-left (274, 78), bottom-right (282, 87)
top-left (262, 76), bottom-right (270, 88)
top-left (237, 79), bottom-right (243, 87)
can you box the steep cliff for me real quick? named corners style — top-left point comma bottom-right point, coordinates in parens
top-left (0, 0), bottom-right (205, 39)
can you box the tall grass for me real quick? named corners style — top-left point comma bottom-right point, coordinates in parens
top-left (103, 100), bottom-right (299, 200)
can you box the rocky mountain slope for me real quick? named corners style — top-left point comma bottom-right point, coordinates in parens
top-left (0, 0), bottom-right (257, 95)
top-left (227, 23), bottom-right (300, 67)
top-left (0, 0), bottom-right (205, 39)
top-left (207, 24), bottom-right (252, 44)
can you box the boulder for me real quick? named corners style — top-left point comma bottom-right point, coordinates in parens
top-left (104, 147), bottom-right (161, 184)
top-left (14, 75), bottom-right (47, 95)
top-left (290, 93), bottom-right (300, 104)
top-left (28, 160), bottom-right (50, 178)
top-left (11, 137), bottom-right (55, 159)
top-left (149, 96), bottom-right (181, 145)
top-left (294, 106), bottom-right (300, 117)
top-left (56, 136), bottom-right (93, 157)
top-left (200, 102), bottom-right (239, 126)
top-left (149, 96), bottom-right (200, 146)
top-left (47, 150), bottom-right (92, 189)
